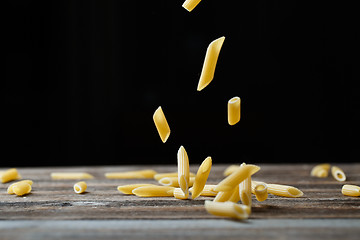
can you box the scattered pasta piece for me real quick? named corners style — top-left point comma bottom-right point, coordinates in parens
top-left (158, 176), bottom-right (195, 188)
top-left (153, 106), bottom-right (171, 143)
top-left (214, 189), bottom-right (237, 202)
top-left (174, 188), bottom-right (189, 200)
top-left (341, 184), bottom-right (360, 197)
top-left (154, 172), bottom-right (196, 181)
top-left (310, 163), bottom-right (331, 178)
top-left (253, 182), bottom-right (268, 202)
top-left (252, 181), bottom-right (303, 198)
top-left (7, 180), bottom-right (33, 194)
top-left (182, 0), bottom-right (202, 12)
top-left (1, 168), bottom-right (21, 183)
top-left (117, 184), bottom-right (155, 194)
top-left (12, 182), bottom-right (32, 196)
top-left (105, 170), bottom-right (157, 179)
top-left (74, 181), bottom-right (87, 194)
top-left (132, 185), bottom-right (175, 197)
top-left (190, 184), bottom-right (218, 197)
top-left (331, 166), bottom-right (346, 182)
top-left (177, 146), bottom-right (190, 195)
top-left (228, 97), bottom-right (241, 125)
top-left (51, 172), bottom-right (94, 180)
top-left (191, 157), bottom-right (212, 199)
top-left (197, 36), bottom-right (225, 91)
top-left (204, 201), bottom-right (250, 220)
top-left (223, 165), bottom-right (239, 176)
top-left (228, 185), bottom-right (240, 203)
top-left (214, 164), bottom-right (260, 192)
top-left (239, 172), bottom-right (252, 206)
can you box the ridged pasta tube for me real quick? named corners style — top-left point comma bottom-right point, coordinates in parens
top-left (182, 0), bottom-right (202, 12)
top-left (154, 172), bottom-right (196, 181)
top-left (228, 97), bottom-right (241, 125)
top-left (341, 185), bottom-right (360, 197)
top-left (191, 157), bottom-right (212, 199)
top-left (51, 172), bottom-right (94, 180)
top-left (310, 163), bottom-right (330, 178)
top-left (117, 184), bottom-right (156, 195)
top-left (105, 170), bottom-right (157, 179)
top-left (214, 188), bottom-right (237, 202)
top-left (173, 188), bottom-right (189, 200)
top-left (153, 106), bottom-right (171, 143)
top-left (197, 36), bottom-right (225, 91)
top-left (132, 186), bottom-right (175, 197)
top-left (204, 201), bottom-right (250, 220)
top-left (177, 146), bottom-right (190, 195)
top-left (74, 181), bottom-right (87, 194)
top-left (190, 184), bottom-right (218, 197)
top-left (158, 177), bottom-right (195, 188)
top-left (331, 166), bottom-right (346, 182)
top-left (1, 168), bottom-right (21, 183)
top-left (252, 181), bottom-right (303, 198)
top-left (253, 182), bottom-right (268, 201)
top-left (7, 180), bottom-right (33, 194)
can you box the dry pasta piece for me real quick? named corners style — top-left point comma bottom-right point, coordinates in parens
top-left (341, 185), bottom-right (360, 197)
top-left (12, 182), bottom-right (32, 196)
top-left (191, 157), bottom-right (212, 199)
top-left (190, 184), bottom-right (218, 197)
top-left (204, 201), bottom-right (250, 220)
top-left (173, 188), bottom-right (189, 200)
top-left (153, 106), bottom-right (171, 143)
top-left (331, 166), bottom-right (346, 182)
top-left (214, 164), bottom-right (260, 192)
top-left (240, 178), bottom-right (252, 206)
top-left (105, 170), bottom-right (157, 179)
top-left (132, 185), bottom-right (175, 197)
top-left (117, 184), bottom-right (155, 194)
top-left (214, 188), bottom-right (237, 202)
top-left (74, 181), bottom-right (87, 194)
top-left (51, 172), bottom-right (94, 180)
top-left (310, 163), bottom-right (330, 178)
top-left (252, 181), bottom-right (303, 198)
top-left (228, 97), bottom-right (241, 125)
top-left (1, 168), bottom-right (21, 183)
top-left (197, 36), bottom-right (225, 91)
top-left (182, 0), bottom-right (202, 12)
top-left (158, 177), bottom-right (195, 188)
top-left (7, 180), bottom-right (33, 194)
top-left (154, 172), bottom-right (196, 181)
top-left (223, 165), bottom-right (239, 176)
top-left (253, 182), bottom-right (268, 202)
top-left (228, 185), bottom-right (240, 203)
top-left (177, 146), bottom-right (190, 195)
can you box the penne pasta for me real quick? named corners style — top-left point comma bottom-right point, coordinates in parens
top-left (341, 184), bottom-right (360, 197)
top-left (132, 185), bottom-right (175, 197)
top-left (51, 172), bottom-right (94, 180)
top-left (228, 97), bottom-right (241, 125)
top-left (74, 181), bottom-right (87, 194)
top-left (158, 176), bottom-right (195, 188)
top-left (12, 182), bottom-right (32, 196)
top-left (310, 163), bottom-right (331, 178)
top-left (228, 185), bottom-right (240, 203)
top-left (240, 178), bottom-right (252, 206)
top-left (105, 170), bottom-right (157, 179)
top-left (7, 180), bottom-right (33, 194)
top-left (154, 172), bottom-right (196, 181)
top-left (191, 157), bottom-right (212, 199)
top-left (182, 0), bottom-right (202, 12)
top-left (1, 168), bottom-right (21, 183)
top-left (331, 166), bottom-right (346, 182)
top-left (173, 187), bottom-right (189, 200)
top-left (190, 184), bottom-right (218, 197)
top-left (252, 181), bottom-right (303, 198)
top-left (253, 182), bottom-right (268, 202)
top-left (117, 184), bottom-right (155, 195)
top-left (214, 164), bottom-right (260, 192)
top-left (197, 36), bottom-right (225, 91)
top-left (204, 201), bottom-right (250, 220)
top-left (214, 188), bottom-right (237, 202)
top-left (153, 106), bottom-right (171, 143)
top-left (223, 165), bottom-right (239, 176)
top-left (177, 146), bottom-right (190, 195)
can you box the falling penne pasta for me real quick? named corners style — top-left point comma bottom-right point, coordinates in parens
top-left (341, 185), bottom-right (360, 197)
top-left (117, 184), bottom-right (155, 195)
top-left (182, 0), bottom-right (202, 12)
top-left (1, 168), bottom-right (21, 183)
top-left (153, 106), bottom-right (171, 143)
top-left (191, 157), bottom-right (212, 199)
top-left (105, 169), bottom-right (157, 179)
top-left (310, 163), bottom-right (330, 178)
top-left (74, 181), bottom-right (87, 194)
top-left (252, 181), bottom-right (303, 198)
top-left (190, 184), bottom-right (218, 197)
top-left (228, 97), bottom-right (241, 125)
top-left (158, 177), bottom-right (195, 188)
top-left (51, 172), bottom-right (94, 180)
top-left (177, 146), bottom-right (190, 195)
top-left (154, 172), bottom-right (196, 181)
top-left (173, 188), bottom-right (189, 200)
top-left (204, 201), bottom-right (250, 220)
top-left (7, 180), bottom-right (33, 194)
top-left (331, 166), bottom-right (346, 182)
top-left (132, 185), bottom-right (175, 197)
top-left (253, 182), bottom-right (268, 202)
top-left (197, 36), bottom-right (225, 91)
top-left (223, 165), bottom-right (239, 176)
top-left (214, 164), bottom-right (260, 192)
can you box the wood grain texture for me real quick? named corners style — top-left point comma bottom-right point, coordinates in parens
top-left (0, 164), bottom-right (359, 220)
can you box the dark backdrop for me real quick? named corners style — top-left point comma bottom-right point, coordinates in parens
top-left (3, 0), bottom-right (359, 166)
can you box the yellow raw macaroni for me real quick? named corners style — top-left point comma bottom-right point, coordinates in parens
top-left (182, 0), bottom-right (202, 12)
top-left (132, 185), bottom-right (175, 197)
top-left (173, 187), bottom-right (189, 200)
top-left (228, 185), bottom-right (240, 203)
top-left (240, 178), bottom-right (252, 206)
top-left (214, 188), bottom-right (237, 202)
top-left (223, 165), bottom-right (239, 176)
top-left (341, 184), bottom-right (360, 197)
top-left (158, 176), bottom-right (195, 188)
top-left (191, 156), bottom-right (212, 199)
top-left (190, 184), bottom-right (218, 197)
top-left (51, 172), bottom-right (94, 180)
top-left (310, 163), bottom-right (330, 178)
top-left (331, 166), bottom-right (346, 182)
top-left (228, 97), bottom-right (241, 125)
top-left (253, 182), bottom-right (268, 202)
top-left (1, 168), bottom-right (21, 183)
top-left (117, 184), bottom-right (155, 194)
top-left (7, 180), bottom-right (33, 194)
top-left (12, 182), bottom-right (32, 196)
top-left (154, 172), bottom-right (196, 181)
top-left (105, 169), bottom-right (157, 179)
top-left (177, 146), bottom-right (190, 195)
top-left (204, 201), bottom-right (250, 220)
top-left (252, 181), bottom-right (303, 198)
top-left (74, 181), bottom-right (87, 194)
top-left (197, 36), bottom-right (225, 91)
top-left (153, 106), bottom-right (171, 143)
top-left (214, 164), bottom-right (260, 192)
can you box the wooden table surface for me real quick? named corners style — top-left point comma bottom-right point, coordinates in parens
top-left (0, 164), bottom-right (359, 240)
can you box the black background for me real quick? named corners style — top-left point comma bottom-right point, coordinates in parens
top-left (2, 0), bottom-right (359, 167)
